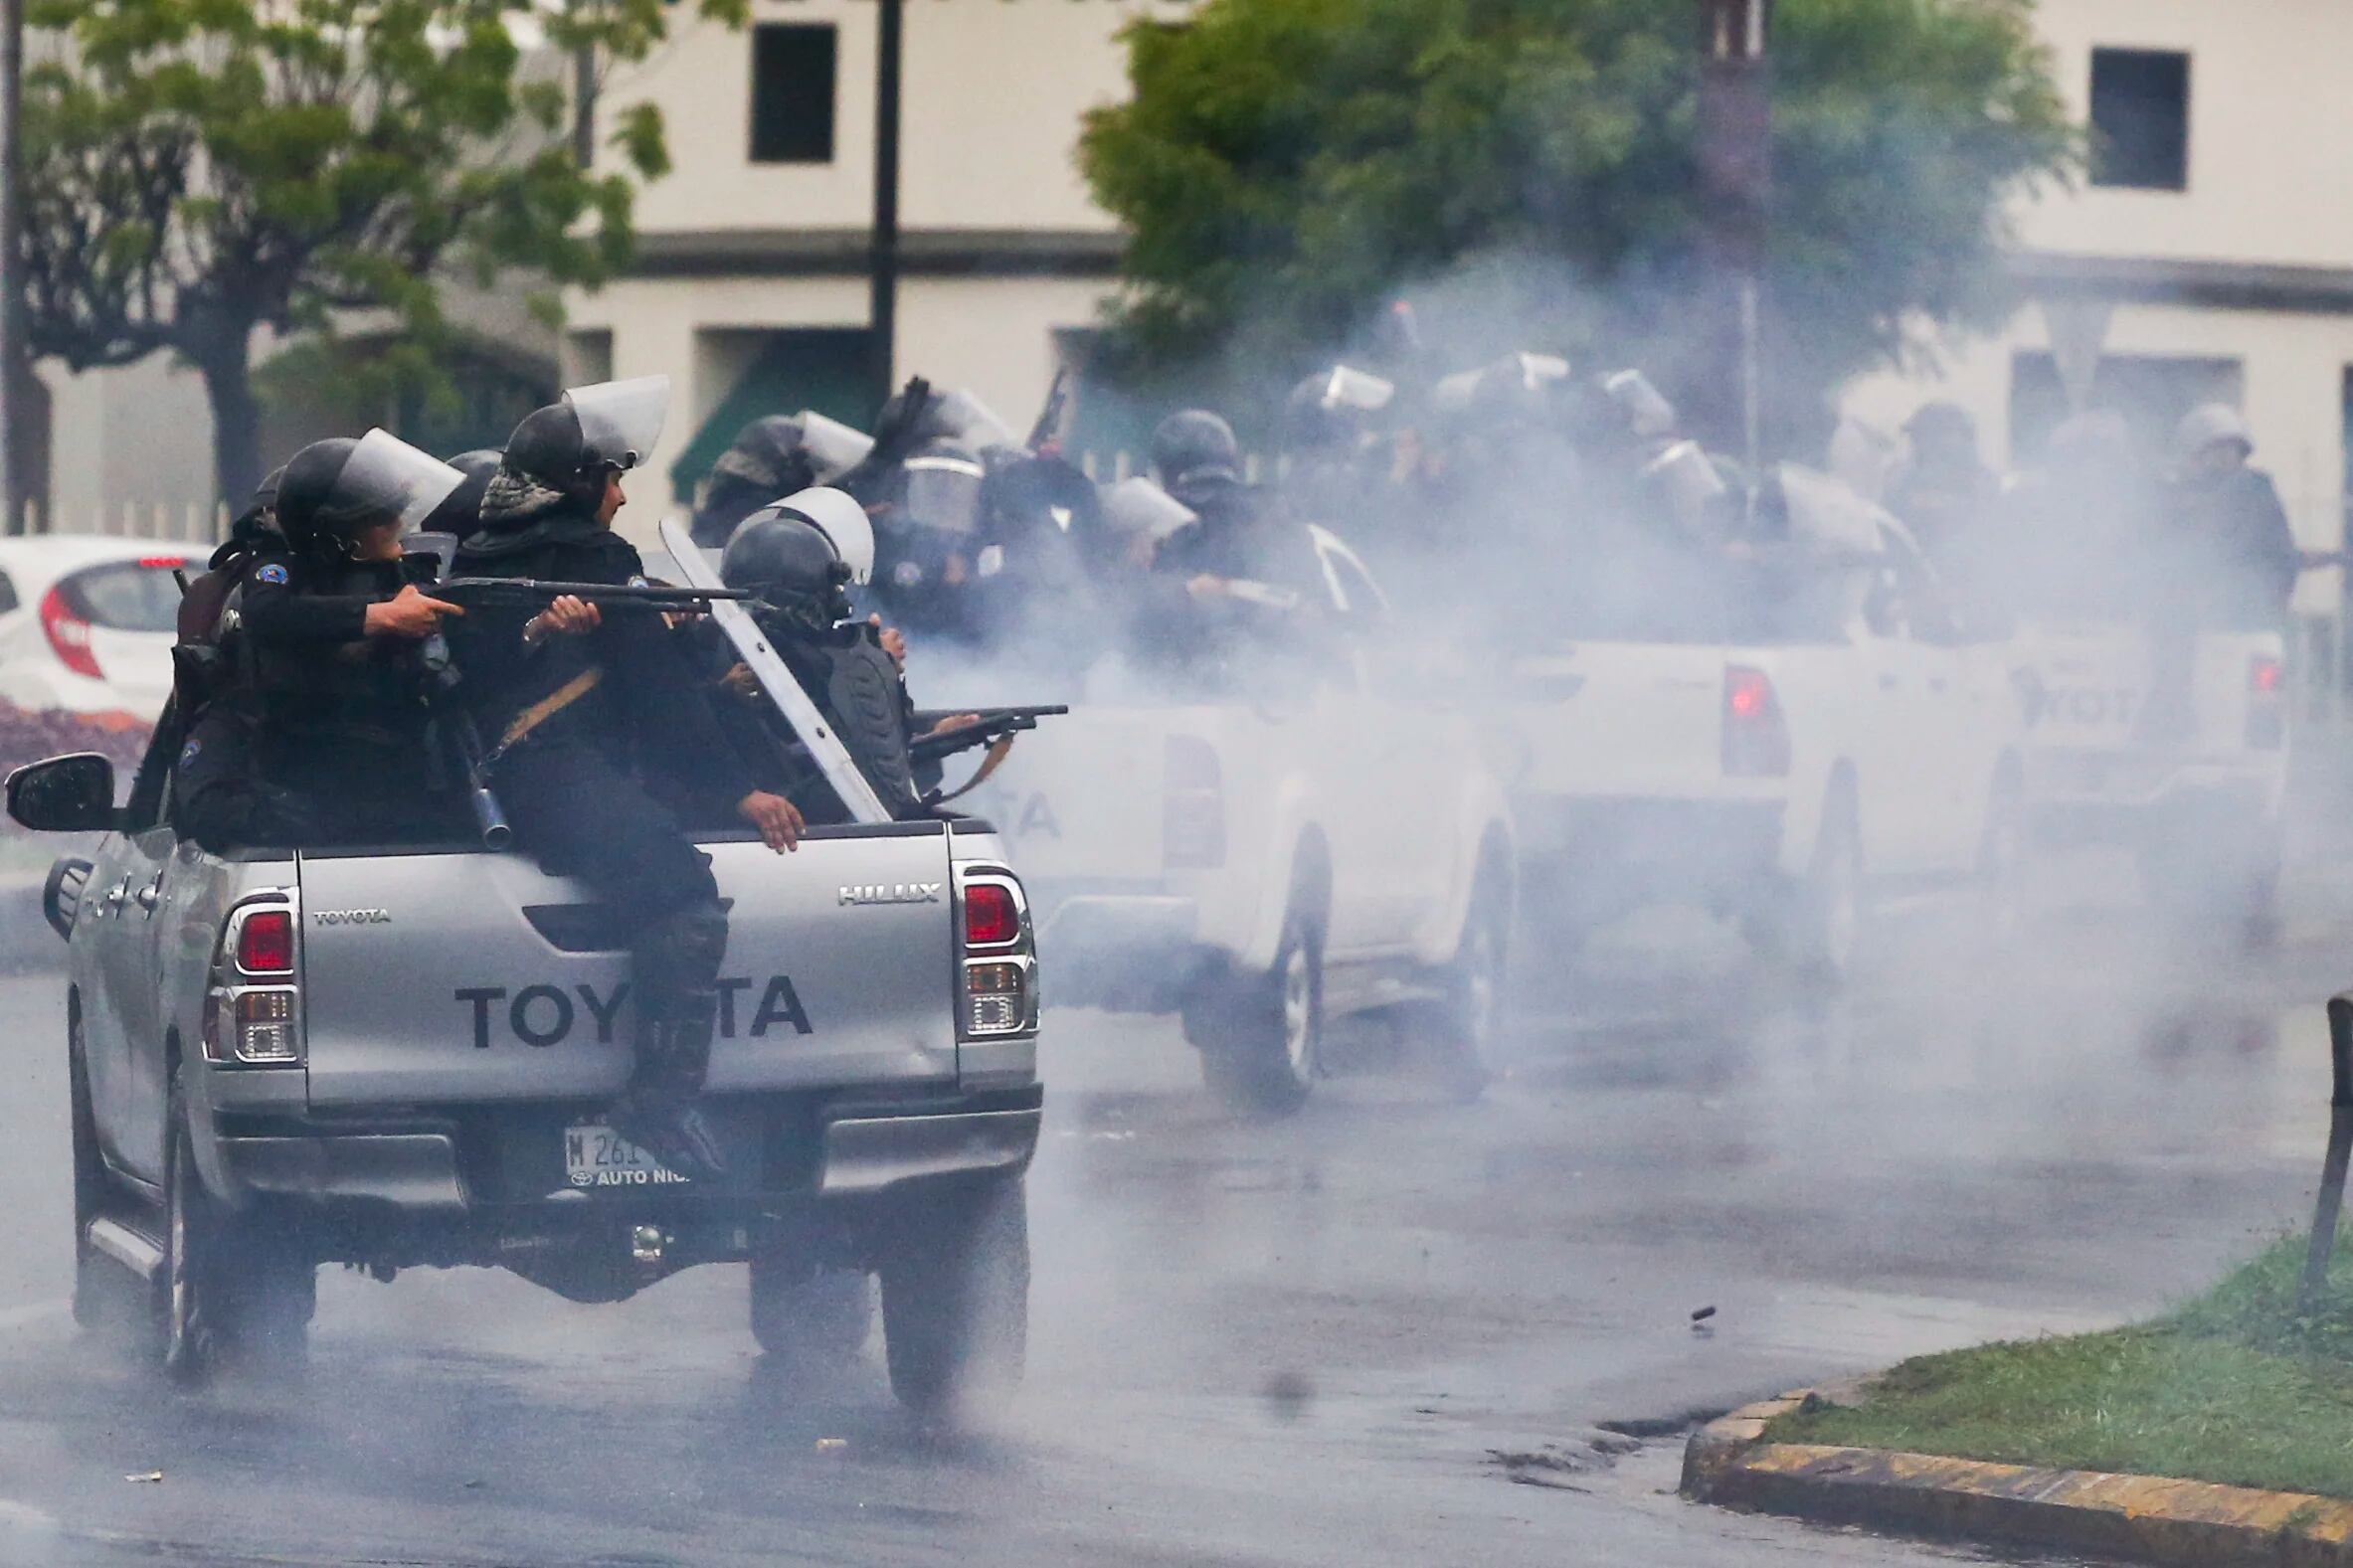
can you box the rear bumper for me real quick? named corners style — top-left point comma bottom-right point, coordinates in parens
top-left (214, 1088), bottom-right (1043, 1213)
top-left (1514, 795), bottom-right (1788, 918)
top-left (2027, 754), bottom-right (2282, 846)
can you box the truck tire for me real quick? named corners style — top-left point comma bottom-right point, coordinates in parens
top-left (1426, 864), bottom-right (1511, 1104)
top-left (880, 1176), bottom-right (1028, 1422)
top-left (1747, 785), bottom-right (1863, 987)
top-left (1194, 901), bottom-right (1324, 1118)
top-left (749, 1257), bottom-right (873, 1368)
top-left (157, 1076), bottom-right (312, 1385)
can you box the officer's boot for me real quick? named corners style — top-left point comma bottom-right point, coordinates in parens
top-left (609, 903), bottom-right (731, 1182)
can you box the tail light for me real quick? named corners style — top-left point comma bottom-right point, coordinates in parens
top-left (956, 867), bottom-right (1037, 1040)
top-left (205, 897), bottom-right (302, 1067)
top-left (1163, 735), bottom-right (1225, 870)
top-left (2248, 654), bottom-right (2286, 750)
top-left (1721, 664), bottom-right (1792, 778)
top-left (38, 585), bottom-right (101, 681)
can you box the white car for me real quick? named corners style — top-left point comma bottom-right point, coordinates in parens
top-left (0, 535), bottom-right (198, 720)
top-left (1495, 467), bottom-right (2026, 981)
top-left (960, 529), bottom-right (1517, 1113)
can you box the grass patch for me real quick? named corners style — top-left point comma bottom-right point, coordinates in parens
top-left (1767, 1238), bottom-right (2353, 1499)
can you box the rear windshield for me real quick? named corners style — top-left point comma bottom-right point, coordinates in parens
top-left (61, 559), bottom-right (187, 632)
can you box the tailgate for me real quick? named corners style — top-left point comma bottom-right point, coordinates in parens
top-left (959, 710), bottom-right (1173, 882)
top-left (2019, 625), bottom-right (2277, 760)
top-left (296, 827), bottom-right (959, 1108)
top-left (1503, 642), bottom-right (1728, 799)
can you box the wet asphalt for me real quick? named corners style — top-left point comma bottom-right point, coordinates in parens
top-left (0, 850), bottom-right (2338, 1566)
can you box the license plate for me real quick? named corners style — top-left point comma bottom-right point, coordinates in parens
top-left (564, 1122), bottom-right (692, 1189)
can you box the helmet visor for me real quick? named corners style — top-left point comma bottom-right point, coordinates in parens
top-left (1101, 476), bottom-right (1197, 542)
top-left (798, 411), bottom-right (876, 482)
top-left (901, 453), bottom-right (986, 534)
top-left (932, 389), bottom-right (1021, 452)
top-left (1323, 365), bottom-right (1395, 414)
top-left (784, 486), bottom-right (875, 585)
top-left (331, 430), bottom-right (466, 533)
top-left (565, 375), bottom-right (671, 471)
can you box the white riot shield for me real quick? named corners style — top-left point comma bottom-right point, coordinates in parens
top-left (658, 516), bottom-right (893, 825)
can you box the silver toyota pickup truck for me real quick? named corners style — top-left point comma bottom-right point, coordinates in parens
top-left (6, 719), bottom-right (1041, 1417)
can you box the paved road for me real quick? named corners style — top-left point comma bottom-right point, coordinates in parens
top-left (0, 856), bottom-right (2336, 1566)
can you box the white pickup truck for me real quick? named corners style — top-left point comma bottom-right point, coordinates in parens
top-left (2010, 620), bottom-right (2287, 939)
top-left (959, 529), bottom-right (1516, 1114)
top-left (1495, 468), bottom-right (2027, 980)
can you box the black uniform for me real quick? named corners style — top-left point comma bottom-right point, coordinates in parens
top-left (451, 457), bottom-right (754, 1181)
top-left (175, 544), bottom-right (446, 849)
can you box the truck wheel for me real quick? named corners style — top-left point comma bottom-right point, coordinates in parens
top-left (749, 1257), bottom-right (873, 1367)
top-left (1196, 903), bottom-right (1324, 1118)
top-left (1748, 788), bottom-right (1863, 986)
top-left (1427, 867), bottom-right (1511, 1104)
top-left (880, 1176), bottom-right (1028, 1422)
top-left (157, 1077), bottom-right (311, 1385)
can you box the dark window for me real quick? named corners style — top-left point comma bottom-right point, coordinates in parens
top-left (2089, 48), bottom-right (2190, 191)
top-left (62, 560), bottom-right (188, 633)
top-left (0, 571), bottom-right (20, 616)
top-left (750, 24), bottom-right (836, 165)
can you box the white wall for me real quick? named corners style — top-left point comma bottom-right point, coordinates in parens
top-left (601, 0), bottom-right (1175, 236)
top-left (2018, 0), bottom-right (2353, 267)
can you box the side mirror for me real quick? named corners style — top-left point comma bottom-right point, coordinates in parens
top-left (6, 754), bottom-right (117, 833)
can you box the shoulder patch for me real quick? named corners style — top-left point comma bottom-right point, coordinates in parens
top-left (628, 575), bottom-right (650, 590)
top-left (255, 563), bottom-right (289, 585)
top-left (179, 737), bottom-right (202, 765)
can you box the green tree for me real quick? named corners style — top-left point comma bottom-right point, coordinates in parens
top-left (1079, 0), bottom-right (2077, 446)
top-left (20, 0), bottom-right (744, 503)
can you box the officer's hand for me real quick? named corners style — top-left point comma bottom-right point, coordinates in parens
top-left (869, 615), bottom-right (908, 668)
top-left (721, 662), bottom-right (760, 697)
top-left (944, 553), bottom-right (969, 586)
top-left (1185, 574), bottom-right (1228, 602)
top-left (736, 789), bottom-right (804, 853)
top-left (365, 584), bottom-right (464, 640)
top-left (526, 596), bottom-right (601, 645)
top-left (925, 713), bottom-right (982, 739)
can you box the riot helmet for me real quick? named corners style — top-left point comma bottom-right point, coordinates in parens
top-left (1283, 366), bottom-right (1394, 454)
top-left (2176, 403), bottom-right (2253, 463)
top-left (421, 448), bottom-right (501, 540)
top-left (709, 417), bottom-right (813, 494)
top-left (899, 439), bottom-right (986, 535)
top-left (798, 411), bottom-right (876, 483)
top-left (274, 430), bottom-right (464, 558)
top-left (1150, 409), bottom-right (1241, 490)
top-left (502, 376), bottom-right (671, 491)
top-left (1601, 369), bottom-right (1680, 440)
top-left (722, 504), bottom-right (852, 635)
top-left (781, 485), bottom-right (874, 586)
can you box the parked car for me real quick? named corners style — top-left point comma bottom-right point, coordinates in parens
top-left (0, 537), bottom-right (196, 720)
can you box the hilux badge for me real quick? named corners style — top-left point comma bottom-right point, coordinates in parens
top-left (837, 883), bottom-right (943, 907)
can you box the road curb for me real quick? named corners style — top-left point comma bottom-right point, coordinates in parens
top-left (1682, 1392), bottom-right (2353, 1566)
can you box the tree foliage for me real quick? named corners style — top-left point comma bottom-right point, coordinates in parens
top-left (1079, 0), bottom-right (2077, 442)
top-left (20, 0), bottom-right (745, 499)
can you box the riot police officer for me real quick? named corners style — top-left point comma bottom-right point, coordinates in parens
top-left (872, 436), bottom-right (988, 642)
top-left (451, 377), bottom-right (802, 1183)
top-left (1148, 409), bottom-right (1324, 603)
top-left (689, 416), bottom-right (818, 548)
top-left (174, 433), bottom-right (468, 851)
top-left (711, 489), bottom-right (939, 820)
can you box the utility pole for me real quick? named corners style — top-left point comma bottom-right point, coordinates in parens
top-left (869, 0), bottom-right (905, 413)
top-left (1698, 0), bottom-right (1771, 481)
top-left (0, 0), bottom-right (23, 533)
